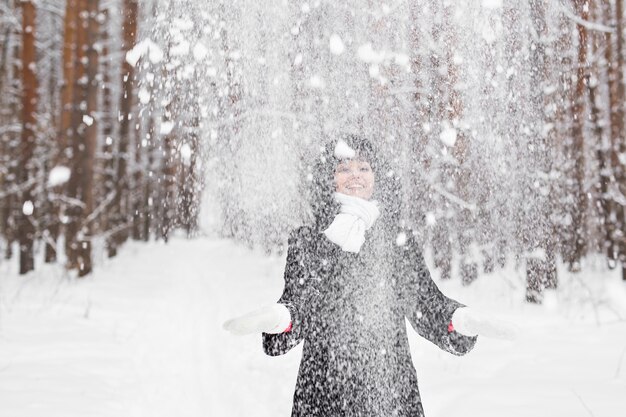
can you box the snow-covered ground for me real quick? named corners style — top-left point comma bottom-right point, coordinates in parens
top-left (1, 237), bottom-right (625, 417)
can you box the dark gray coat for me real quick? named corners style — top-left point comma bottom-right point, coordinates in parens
top-left (262, 223), bottom-right (477, 417)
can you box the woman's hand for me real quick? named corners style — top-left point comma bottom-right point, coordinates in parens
top-left (223, 304), bottom-right (292, 336)
top-left (451, 307), bottom-right (519, 340)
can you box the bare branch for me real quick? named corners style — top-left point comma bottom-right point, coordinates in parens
top-left (559, 2), bottom-right (616, 33)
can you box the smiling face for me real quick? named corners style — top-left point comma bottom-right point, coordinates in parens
top-left (334, 158), bottom-right (375, 200)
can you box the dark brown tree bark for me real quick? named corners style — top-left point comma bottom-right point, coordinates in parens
top-left (74, 0), bottom-right (100, 277)
top-left (131, 75), bottom-right (144, 242)
top-left (143, 115), bottom-right (155, 241)
top-left (65, 0), bottom-right (89, 272)
top-left (1, 0), bottom-right (20, 261)
top-left (155, 18), bottom-right (176, 243)
top-left (604, 0), bottom-right (624, 270)
top-left (613, 0), bottom-right (626, 280)
top-left (160, 120), bottom-right (176, 242)
top-left (108, 0), bottom-right (138, 257)
top-left (178, 105), bottom-right (200, 237)
top-left (99, 8), bottom-right (118, 252)
top-left (46, 0), bottom-right (78, 263)
top-left (568, 0), bottom-right (590, 271)
top-left (591, 0), bottom-right (614, 269)
top-left (16, 0), bottom-right (37, 275)
top-left (131, 144), bottom-right (143, 241)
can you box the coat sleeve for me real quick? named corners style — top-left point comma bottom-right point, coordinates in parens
top-left (401, 237), bottom-right (477, 356)
top-left (262, 228), bottom-right (309, 356)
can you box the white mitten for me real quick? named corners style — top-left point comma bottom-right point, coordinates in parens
top-left (451, 307), bottom-right (518, 340)
top-left (222, 304), bottom-right (292, 336)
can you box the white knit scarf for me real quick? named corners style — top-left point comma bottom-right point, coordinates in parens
top-left (323, 192), bottom-right (380, 253)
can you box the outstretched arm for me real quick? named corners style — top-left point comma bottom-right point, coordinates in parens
top-left (451, 306), bottom-right (519, 340)
top-left (401, 237), bottom-right (477, 356)
top-left (261, 228), bottom-right (311, 356)
top-left (222, 228), bottom-right (309, 355)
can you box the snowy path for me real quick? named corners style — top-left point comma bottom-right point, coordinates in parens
top-left (1, 237), bottom-right (625, 417)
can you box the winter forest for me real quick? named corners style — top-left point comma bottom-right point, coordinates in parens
top-left (1, 0), bottom-right (626, 416)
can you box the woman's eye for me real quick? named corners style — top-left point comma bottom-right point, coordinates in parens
top-left (360, 167), bottom-right (371, 172)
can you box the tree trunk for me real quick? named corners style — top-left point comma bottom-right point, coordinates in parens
top-left (613, 0), bottom-right (626, 281)
top-left (17, 0), bottom-right (37, 275)
top-left (160, 128), bottom-right (176, 242)
top-left (590, 0), bottom-right (613, 269)
top-left (568, 0), bottom-right (589, 271)
top-left (143, 115), bottom-right (155, 241)
top-left (74, 0), bottom-right (100, 277)
top-left (47, 0), bottom-right (78, 264)
top-left (604, 0), bottom-right (622, 268)
top-left (523, 0), bottom-right (558, 301)
top-left (108, 0), bottom-right (138, 256)
top-left (65, 0), bottom-right (88, 272)
top-left (99, 8), bottom-right (117, 256)
top-left (156, 28), bottom-right (175, 243)
top-left (132, 84), bottom-right (143, 241)
top-left (1, 0), bottom-right (20, 261)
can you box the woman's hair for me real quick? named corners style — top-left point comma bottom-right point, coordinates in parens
top-left (308, 134), bottom-right (401, 231)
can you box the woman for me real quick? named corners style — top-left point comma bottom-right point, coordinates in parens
top-left (224, 135), bottom-right (507, 416)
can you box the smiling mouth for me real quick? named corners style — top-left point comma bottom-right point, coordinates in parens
top-left (346, 184), bottom-right (365, 189)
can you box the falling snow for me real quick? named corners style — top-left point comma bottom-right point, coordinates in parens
top-left (47, 166), bottom-right (71, 187)
top-left (329, 34), bottom-right (345, 55)
top-left (2, 1), bottom-right (625, 416)
top-left (21, 200), bottom-right (34, 216)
